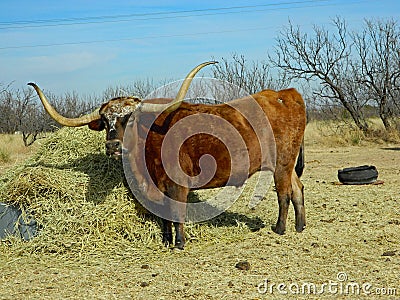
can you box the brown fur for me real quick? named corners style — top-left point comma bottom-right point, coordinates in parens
top-left (120, 88), bottom-right (306, 249)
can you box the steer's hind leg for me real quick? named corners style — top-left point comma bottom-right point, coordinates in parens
top-left (273, 192), bottom-right (290, 235)
top-left (291, 172), bottom-right (306, 232)
top-left (166, 184), bottom-right (189, 249)
top-left (272, 168), bottom-right (292, 235)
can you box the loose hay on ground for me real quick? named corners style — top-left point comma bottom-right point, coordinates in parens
top-left (0, 127), bottom-right (166, 255)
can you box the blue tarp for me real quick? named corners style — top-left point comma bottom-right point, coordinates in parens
top-left (0, 203), bottom-right (38, 240)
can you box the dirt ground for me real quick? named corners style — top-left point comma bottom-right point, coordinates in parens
top-left (0, 134), bottom-right (41, 176)
top-left (0, 142), bottom-right (399, 299)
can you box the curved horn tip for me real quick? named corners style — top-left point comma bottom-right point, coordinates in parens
top-left (27, 82), bottom-right (41, 92)
top-left (201, 61), bottom-right (218, 67)
top-left (27, 82), bottom-right (43, 94)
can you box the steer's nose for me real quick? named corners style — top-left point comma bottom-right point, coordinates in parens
top-left (105, 139), bottom-right (122, 157)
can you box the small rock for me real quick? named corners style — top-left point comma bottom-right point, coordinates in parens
top-left (235, 261), bottom-right (250, 270)
top-left (382, 250), bottom-right (397, 257)
top-left (141, 264), bottom-right (150, 269)
top-left (228, 281), bottom-right (234, 287)
top-left (320, 218), bottom-right (335, 223)
top-left (140, 281), bottom-right (149, 287)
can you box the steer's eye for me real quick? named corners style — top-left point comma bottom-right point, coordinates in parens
top-left (102, 116), bottom-right (110, 130)
top-left (121, 114), bottom-right (132, 126)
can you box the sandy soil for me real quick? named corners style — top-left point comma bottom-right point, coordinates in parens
top-left (0, 144), bottom-right (399, 299)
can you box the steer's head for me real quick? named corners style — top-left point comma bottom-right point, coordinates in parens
top-left (93, 97), bottom-right (141, 158)
top-left (28, 61), bottom-right (217, 159)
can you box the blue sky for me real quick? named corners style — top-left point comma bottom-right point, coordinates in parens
top-left (0, 0), bottom-right (399, 96)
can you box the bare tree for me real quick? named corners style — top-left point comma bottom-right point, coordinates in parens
top-left (212, 54), bottom-right (289, 95)
top-left (44, 91), bottom-right (98, 119)
top-left (271, 17), bottom-right (400, 134)
top-left (352, 18), bottom-right (400, 131)
top-left (0, 87), bottom-right (46, 145)
top-left (102, 78), bottom-right (157, 100)
top-left (271, 17), bottom-right (371, 132)
top-left (0, 83), bottom-right (19, 133)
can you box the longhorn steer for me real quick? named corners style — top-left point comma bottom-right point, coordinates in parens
top-left (28, 61), bottom-right (306, 249)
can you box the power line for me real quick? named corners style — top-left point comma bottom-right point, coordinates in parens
top-left (0, 0), bottom-right (368, 50)
top-left (0, 0), bottom-right (332, 29)
top-left (0, 26), bottom-right (277, 50)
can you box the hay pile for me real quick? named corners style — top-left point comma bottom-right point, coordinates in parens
top-left (0, 127), bottom-right (164, 255)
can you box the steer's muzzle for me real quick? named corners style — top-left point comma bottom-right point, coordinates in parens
top-left (106, 139), bottom-right (122, 159)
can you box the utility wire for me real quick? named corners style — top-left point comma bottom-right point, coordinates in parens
top-left (0, 26), bottom-right (277, 50)
top-left (0, 0), bottom-right (367, 50)
top-left (0, 0), bottom-right (332, 29)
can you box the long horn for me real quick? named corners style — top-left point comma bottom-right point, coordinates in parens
top-left (28, 82), bottom-right (101, 127)
top-left (140, 61), bottom-right (218, 113)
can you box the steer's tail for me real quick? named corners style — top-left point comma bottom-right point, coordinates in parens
top-left (294, 139), bottom-right (304, 178)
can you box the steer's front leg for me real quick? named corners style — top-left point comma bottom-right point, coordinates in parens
top-left (174, 222), bottom-right (185, 250)
top-left (161, 219), bottom-right (173, 246)
top-left (274, 193), bottom-right (290, 235)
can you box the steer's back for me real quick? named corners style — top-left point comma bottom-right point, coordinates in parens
top-left (144, 88), bottom-right (306, 193)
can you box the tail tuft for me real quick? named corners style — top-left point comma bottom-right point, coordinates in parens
top-left (295, 140), bottom-right (304, 178)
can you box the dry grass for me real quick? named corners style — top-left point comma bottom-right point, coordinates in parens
top-left (0, 128), bottom-right (162, 255)
top-left (305, 118), bottom-right (400, 147)
top-left (0, 126), bottom-right (399, 299)
top-left (0, 134), bottom-right (41, 175)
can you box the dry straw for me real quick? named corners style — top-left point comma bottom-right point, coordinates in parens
top-left (0, 127), bottom-right (259, 256)
top-left (0, 127), bottom-right (164, 255)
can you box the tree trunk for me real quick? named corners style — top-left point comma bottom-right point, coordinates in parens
top-left (340, 97), bottom-right (369, 133)
top-left (379, 95), bottom-right (393, 131)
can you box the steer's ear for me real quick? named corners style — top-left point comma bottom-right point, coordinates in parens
top-left (88, 119), bottom-right (105, 131)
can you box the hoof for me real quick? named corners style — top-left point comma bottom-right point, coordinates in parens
top-left (272, 225), bottom-right (285, 235)
top-left (174, 242), bottom-right (185, 250)
top-left (296, 224), bottom-right (306, 232)
top-left (162, 234), bottom-right (173, 247)
top-left (172, 245), bottom-right (185, 252)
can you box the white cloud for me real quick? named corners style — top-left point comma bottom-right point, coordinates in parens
top-left (24, 51), bottom-right (115, 74)
top-left (0, 49), bottom-right (117, 94)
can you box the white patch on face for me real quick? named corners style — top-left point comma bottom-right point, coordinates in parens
top-left (101, 98), bottom-right (141, 131)
top-left (109, 118), bottom-right (118, 131)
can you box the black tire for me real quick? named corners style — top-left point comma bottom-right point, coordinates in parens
top-left (338, 165), bottom-right (378, 185)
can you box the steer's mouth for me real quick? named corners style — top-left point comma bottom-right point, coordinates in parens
top-left (109, 151), bottom-right (122, 159)
top-left (106, 140), bottom-right (123, 159)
